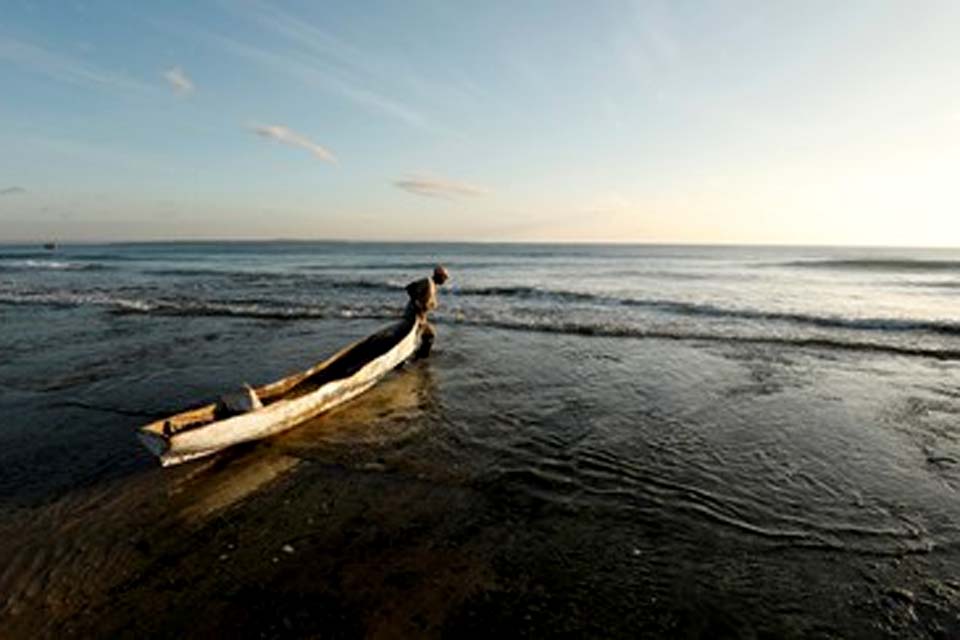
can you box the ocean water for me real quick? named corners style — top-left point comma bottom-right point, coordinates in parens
top-left (1, 242), bottom-right (959, 637)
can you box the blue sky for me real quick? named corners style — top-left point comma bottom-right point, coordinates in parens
top-left (1, 1), bottom-right (958, 244)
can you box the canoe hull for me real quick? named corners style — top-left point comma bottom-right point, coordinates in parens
top-left (139, 317), bottom-right (424, 466)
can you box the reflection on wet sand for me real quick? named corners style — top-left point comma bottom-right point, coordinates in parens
top-left (278, 360), bottom-right (436, 450)
top-left (178, 361), bottom-right (435, 521)
top-left (177, 453), bottom-right (300, 523)
top-left (0, 361), bottom-right (438, 636)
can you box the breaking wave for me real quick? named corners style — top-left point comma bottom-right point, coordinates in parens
top-left (453, 285), bottom-right (599, 303)
top-left (112, 301), bottom-right (395, 321)
top-left (1, 289), bottom-right (958, 360)
top-left (147, 268), bottom-right (404, 292)
top-left (4, 278), bottom-right (960, 339)
top-left (0, 260), bottom-right (110, 272)
top-left (451, 285), bottom-right (960, 336)
top-left (302, 261), bottom-right (454, 272)
top-left (0, 251), bottom-right (61, 261)
top-left (778, 258), bottom-right (960, 272)
top-left (444, 316), bottom-right (960, 361)
top-left (0, 290), bottom-right (395, 321)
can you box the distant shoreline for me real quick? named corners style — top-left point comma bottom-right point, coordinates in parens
top-left (2, 239), bottom-right (958, 251)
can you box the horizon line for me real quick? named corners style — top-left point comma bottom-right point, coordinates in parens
top-left (1, 238), bottom-right (958, 251)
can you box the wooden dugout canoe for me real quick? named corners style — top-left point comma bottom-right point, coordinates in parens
top-left (139, 313), bottom-right (432, 467)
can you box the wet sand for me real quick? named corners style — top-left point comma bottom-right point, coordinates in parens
top-left (2, 319), bottom-right (960, 638)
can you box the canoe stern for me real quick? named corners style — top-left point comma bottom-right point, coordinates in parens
top-left (138, 429), bottom-right (169, 459)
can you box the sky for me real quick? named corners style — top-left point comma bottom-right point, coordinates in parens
top-left (0, 0), bottom-right (958, 245)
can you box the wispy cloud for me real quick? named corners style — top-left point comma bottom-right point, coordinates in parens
top-left (394, 176), bottom-right (488, 199)
top-left (163, 66), bottom-right (194, 94)
top-left (0, 35), bottom-right (151, 92)
top-left (239, 2), bottom-right (430, 124)
top-left (183, 2), bottom-right (447, 134)
top-left (194, 26), bottom-right (432, 132)
top-left (0, 186), bottom-right (26, 196)
top-left (251, 124), bottom-right (336, 162)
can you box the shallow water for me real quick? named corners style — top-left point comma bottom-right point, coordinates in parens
top-left (1, 243), bottom-right (959, 637)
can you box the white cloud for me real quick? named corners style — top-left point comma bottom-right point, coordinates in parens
top-left (0, 186), bottom-right (26, 196)
top-left (163, 66), bottom-right (194, 94)
top-left (251, 124), bottom-right (336, 162)
top-left (0, 35), bottom-right (151, 92)
top-left (394, 176), bottom-right (488, 199)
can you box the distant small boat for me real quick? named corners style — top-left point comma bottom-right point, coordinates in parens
top-left (138, 272), bottom-right (442, 466)
top-left (43, 242), bottom-right (57, 250)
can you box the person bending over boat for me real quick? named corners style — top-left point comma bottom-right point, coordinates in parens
top-left (406, 265), bottom-right (448, 358)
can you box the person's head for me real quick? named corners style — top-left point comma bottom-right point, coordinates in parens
top-left (432, 265), bottom-right (449, 285)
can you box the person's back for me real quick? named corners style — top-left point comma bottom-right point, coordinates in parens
top-left (404, 265), bottom-right (449, 357)
top-left (404, 265), bottom-right (449, 320)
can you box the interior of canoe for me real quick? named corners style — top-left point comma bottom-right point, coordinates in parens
top-left (143, 318), bottom-right (417, 438)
